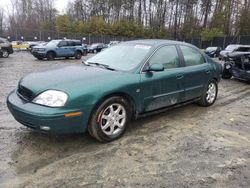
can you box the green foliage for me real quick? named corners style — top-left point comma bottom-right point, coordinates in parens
top-left (56, 15), bottom-right (72, 34)
top-left (54, 15), bottom-right (171, 39)
top-left (201, 28), bottom-right (224, 41)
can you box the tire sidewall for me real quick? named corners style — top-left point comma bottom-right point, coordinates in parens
top-left (89, 97), bottom-right (132, 142)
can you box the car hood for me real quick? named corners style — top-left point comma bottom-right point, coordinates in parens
top-left (220, 50), bottom-right (231, 56)
top-left (19, 65), bottom-right (131, 96)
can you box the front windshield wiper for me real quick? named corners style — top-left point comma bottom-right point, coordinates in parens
top-left (84, 62), bottom-right (117, 71)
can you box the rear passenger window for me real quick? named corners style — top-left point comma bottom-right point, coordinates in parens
top-left (149, 45), bottom-right (179, 69)
top-left (67, 41), bottom-right (74, 46)
top-left (180, 45), bottom-right (205, 66)
top-left (59, 41), bottom-right (67, 47)
top-left (74, 41), bottom-right (81, 46)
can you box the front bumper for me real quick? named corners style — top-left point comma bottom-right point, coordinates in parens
top-left (31, 51), bottom-right (46, 59)
top-left (7, 91), bottom-right (89, 134)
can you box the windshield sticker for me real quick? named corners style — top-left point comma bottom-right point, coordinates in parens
top-left (134, 45), bottom-right (151, 50)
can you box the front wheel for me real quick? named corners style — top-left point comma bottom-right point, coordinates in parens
top-left (222, 63), bottom-right (232, 79)
top-left (197, 80), bottom-right (218, 107)
top-left (46, 52), bottom-right (55, 60)
top-left (88, 96), bottom-right (132, 142)
top-left (2, 50), bottom-right (9, 58)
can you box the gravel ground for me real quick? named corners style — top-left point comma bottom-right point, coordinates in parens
top-left (0, 52), bottom-right (250, 188)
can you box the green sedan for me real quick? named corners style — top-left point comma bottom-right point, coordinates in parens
top-left (7, 40), bottom-right (222, 142)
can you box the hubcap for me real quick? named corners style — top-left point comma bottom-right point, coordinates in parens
top-left (100, 103), bottom-right (126, 136)
top-left (3, 51), bottom-right (8, 57)
top-left (206, 83), bottom-right (216, 104)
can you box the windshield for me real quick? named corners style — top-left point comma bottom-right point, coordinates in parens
top-left (225, 45), bottom-right (238, 51)
top-left (86, 44), bottom-right (152, 71)
top-left (90, 44), bottom-right (99, 47)
top-left (46, 40), bottom-right (60, 46)
top-left (206, 47), bottom-right (217, 51)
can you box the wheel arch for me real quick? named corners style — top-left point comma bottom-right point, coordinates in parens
top-left (46, 50), bottom-right (57, 56)
top-left (75, 49), bottom-right (82, 54)
top-left (88, 92), bottom-right (137, 125)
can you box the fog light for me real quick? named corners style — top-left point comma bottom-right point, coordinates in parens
top-left (40, 126), bottom-right (51, 131)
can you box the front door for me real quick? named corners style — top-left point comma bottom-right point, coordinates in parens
top-left (140, 45), bottom-right (185, 112)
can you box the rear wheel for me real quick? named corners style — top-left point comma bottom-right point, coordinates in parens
top-left (88, 96), bottom-right (132, 142)
top-left (46, 52), bottom-right (55, 60)
top-left (74, 51), bottom-right (82, 59)
top-left (37, 57), bottom-right (43, 60)
top-left (197, 80), bottom-right (218, 107)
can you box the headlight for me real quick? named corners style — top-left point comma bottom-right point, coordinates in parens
top-left (33, 90), bottom-right (68, 107)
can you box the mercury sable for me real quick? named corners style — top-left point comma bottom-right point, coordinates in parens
top-left (7, 40), bottom-right (222, 142)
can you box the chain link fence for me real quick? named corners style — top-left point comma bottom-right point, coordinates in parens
top-left (2, 29), bottom-right (250, 48)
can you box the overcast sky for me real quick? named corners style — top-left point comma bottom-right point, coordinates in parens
top-left (0, 0), bottom-right (69, 13)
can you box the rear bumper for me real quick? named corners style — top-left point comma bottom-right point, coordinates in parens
top-left (7, 91), bottom-right (89, 134)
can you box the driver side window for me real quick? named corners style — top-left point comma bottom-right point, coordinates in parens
top-left (148, 45), bottom-right (179, 69)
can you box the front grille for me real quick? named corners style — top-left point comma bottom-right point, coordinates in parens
top-left (17, 85), bottom-right (33, 101)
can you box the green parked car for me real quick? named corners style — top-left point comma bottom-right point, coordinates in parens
top-left (7, 40), bottom-right (222, 142)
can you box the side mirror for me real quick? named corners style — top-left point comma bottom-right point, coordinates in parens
top-left (147, 64), bottom-right (164, 72)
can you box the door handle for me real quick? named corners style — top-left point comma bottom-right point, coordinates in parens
top-left (176, 75), bottom-right (184, 80)
top-left (205, 70), bottom-right (210, 74)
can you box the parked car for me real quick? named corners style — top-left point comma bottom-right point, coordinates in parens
top-left (0, 37), bottom-right (14, 58)
top-left (31, 39), bottom-right (87, 60)
top-left (87, 43), bottom-right (105, 53)
top-left (219, 44), bottom-right (250, 60)
top-left (7, 40), bottom-right (222, 142)
top-left (222, 53), bottom-right (250, 82)
top-left (11, 41), bottom-right (30, 50)
top-left (107, 41), bottom-right (120, 47)
top-left (205, 46), bottom-right (221, 58)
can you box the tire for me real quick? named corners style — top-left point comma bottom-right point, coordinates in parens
top-left (88, 96), bottom-right (132, 142)
top-left (93, 49), bottom-right (97, 54)
top-left (74, 51), bottom-right (82, 59)
top-left (197, 80), bottom-right (218, 107)
top-left (37, 57), bottom-right (43, 60)
top-left (2, 50), bottom-right (9, 58)
top-left (46, 51), bottom-right (55, 60)
top-left (222, 63), bottom-right (232, 79)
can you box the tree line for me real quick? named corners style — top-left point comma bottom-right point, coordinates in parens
top-left (2, 0), bottom-right (250, 41)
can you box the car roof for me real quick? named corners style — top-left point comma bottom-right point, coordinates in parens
top-left (226, 44), bottom-right (250, 48)
top-left (124, 39), bottom-right (193, 48)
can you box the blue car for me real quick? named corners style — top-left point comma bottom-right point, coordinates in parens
top-left (31, 39), bottom-right (87, 60)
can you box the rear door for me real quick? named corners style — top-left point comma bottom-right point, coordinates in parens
top-left (67, 41), bottom-right (76, 56)
top-left (140, 45), bottom-right (185, 112)
top-left (179, 45), bottom-right (211, 101)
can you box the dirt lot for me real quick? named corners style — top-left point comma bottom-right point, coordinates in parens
top-left (0, 52), bottom-right (250, 188)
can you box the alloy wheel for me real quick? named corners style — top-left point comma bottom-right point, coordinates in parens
top-left (100, 103), bottom-right (126, 136)
top-left (206, 82), bottom-right (216, 104)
